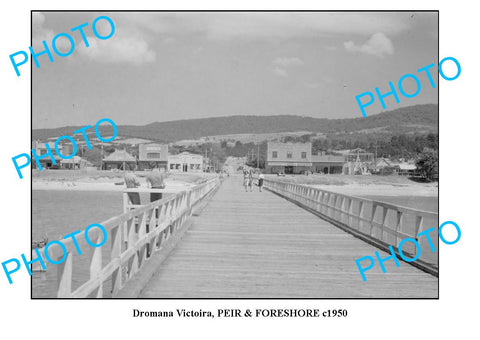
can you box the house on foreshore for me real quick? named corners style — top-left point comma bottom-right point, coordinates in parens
top-left (168, 152), bottom-right (204, 172)
top-left (138, 143), bottom-right (168, 170)
top-left (102, 149), bottom-right (137, 170)
top-left (31, 141), bottom-right (63, 169)
top-left (311, 153), bottom-right (346, 174)
top-left (266, 142), bottom-right (312, 174)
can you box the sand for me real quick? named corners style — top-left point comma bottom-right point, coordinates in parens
top-left (263, 174), bottom-right (438, 197)
top-left (310, 183), bottom-right (438, 197)
top-left (32, 178), bottom-right (196, 192)
top-left (32, 169), bottom-right (215, 192)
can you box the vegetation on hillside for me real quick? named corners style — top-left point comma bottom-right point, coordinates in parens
top-left (33, 104), bottom-right (438, 143)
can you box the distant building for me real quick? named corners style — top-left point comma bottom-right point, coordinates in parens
top-left (372, 158), bottom-right (396, 175)
top-left (311, 153), bottom-right (346, 174)
top-left (102, 149), bottom-right (136, 170)
top-left (60, 156), bottom-right (92, 170)
top-left (168, 152), bottom-right (203, 172)
top-left (138, 143), bottom-right (168, 170)
top-left (337, 148), bottom-right (375, 163)
top-left (112, 137), bottom-right (154, 146)
top-left (266, 142), bottom-right (312, 174)
top-left (396, 162), bottom-right (417, 176)
top-left (32, 141), bottom-right (62, 169)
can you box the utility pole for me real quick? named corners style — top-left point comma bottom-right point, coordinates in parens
top-left (257, 144), bottom-right (260, 169)
top-left (100, 144), bottom-right (103, 170)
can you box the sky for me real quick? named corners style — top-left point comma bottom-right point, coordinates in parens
top-left (32, 11), bottom-right (438, 129)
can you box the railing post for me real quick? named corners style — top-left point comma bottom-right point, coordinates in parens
top-left (123, 192), bottom-right (129, 213)
top-left (369, 203), bottom-right (377, 236)
top-left (110, 224), bottom-right (122, 295)
top-left (127, 216), bottom-right (139, 279)
top-left (395, 211), bottom-right (404, 248)
top-left (136, 211), bottom-right (148, 268)
top-left (57, 252), bottom-right (73, 298)
top-left (346, 198), bottom-right (353, 227)
top-left (90, 244), bottom-right (103, 298)
top-left (358, 201), bottom-right (365, 231)
top-left (380, 207), bottom-right (388, 242)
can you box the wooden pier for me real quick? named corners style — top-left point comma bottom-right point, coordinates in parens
top-left (39, 175), bottom-right (438, 298)
top-left (128, 177), bottom-right (438, 298)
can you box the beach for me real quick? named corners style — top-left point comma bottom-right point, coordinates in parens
top-left (32, 169), bottom-right (216, 191)
top-left (266, 174), bottom-right (438, 197)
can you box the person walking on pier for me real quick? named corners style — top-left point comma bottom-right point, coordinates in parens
top-left (243, 170), bottom-right (249, 192)
top-left (247, 169), bottom-right (254, 192)
top-left (258, 172), bottom-right (265, 192)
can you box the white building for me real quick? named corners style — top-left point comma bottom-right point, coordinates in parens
top-left (168, 152), bottom-right (203, 172)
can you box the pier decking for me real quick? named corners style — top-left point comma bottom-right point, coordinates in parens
top-left (136, 177), bottom-right (438, 298)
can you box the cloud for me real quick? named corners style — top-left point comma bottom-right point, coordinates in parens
top-left (344, 32), bottom-right (394, 58)
top-left (272, 57), bottom-right (304, 67)
top-left (32, 12), bottom-right (156, 66)
top-left (77, 35), bottom-right (156, 65)
top-left (272, 67), bottom-right (289, 78)
top-left (77, 16), bottom-right (156, 65)
top-left (271, 56), bottom-right (303, 78)
top-left (114, 12), bottom-right (415, 40)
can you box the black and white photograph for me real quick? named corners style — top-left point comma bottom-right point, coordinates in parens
top-left (6, 0), bottom-right (480, 338)
top-left (30, 11), bottom-right (440, 299)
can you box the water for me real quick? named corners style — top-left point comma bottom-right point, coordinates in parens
top-left (32, 190), bottom-right (151, 298)
top-left (32, 191), bottom-right (123, 241)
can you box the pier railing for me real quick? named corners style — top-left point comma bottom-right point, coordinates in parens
top-left (38, 177), bottom-right (220, 298)
top-left (264, 179), bottom-right (438, 275)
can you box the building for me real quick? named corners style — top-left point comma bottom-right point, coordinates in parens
top-left (168, 152), bottom-right (203, 172)
top-left (266, 142), bottom-right (312, 174)
top-left (396, 162), bottom-right (418, 176)
top-left (337, 148), bottom-right (375, 163)
top-left (311, 153), bottom-right (346, 174)
top-left (138, 143), bottom-right (168, 170)
top-left (371, 158), bottom-right (396, 175)
top-left (60, 156), bottom-right (92, 169)
top-left (32, 141), bottom-right (63, 169)
top-left (102, 149), bottom-right (137, 170)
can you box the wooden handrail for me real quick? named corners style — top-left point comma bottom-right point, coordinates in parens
top-left (38, 177), bottom-right (220, 298)
top-left (264, 178), bottom-right (439, 273)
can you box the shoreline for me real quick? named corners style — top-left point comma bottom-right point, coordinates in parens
top-left (310, 183), bottom-right (438, 197)
top-left (32, 179), bottom-right (195, 192)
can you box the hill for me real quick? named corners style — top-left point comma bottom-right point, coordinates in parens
top-left (32, 104), bottom-right (438, 143)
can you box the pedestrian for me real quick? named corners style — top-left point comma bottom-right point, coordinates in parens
top-left (243, 170), bottom-right (249, 192)
top-left (248, 169), bottom-right (254, 192)
top-left (146, 167), bottom-right (166, 202)
top-left (124, 171), bottom-right (141, 205)
top-left (146, 167), bottom-right (166, 221)
top-left (258, 172), bottom-right (265, 192)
